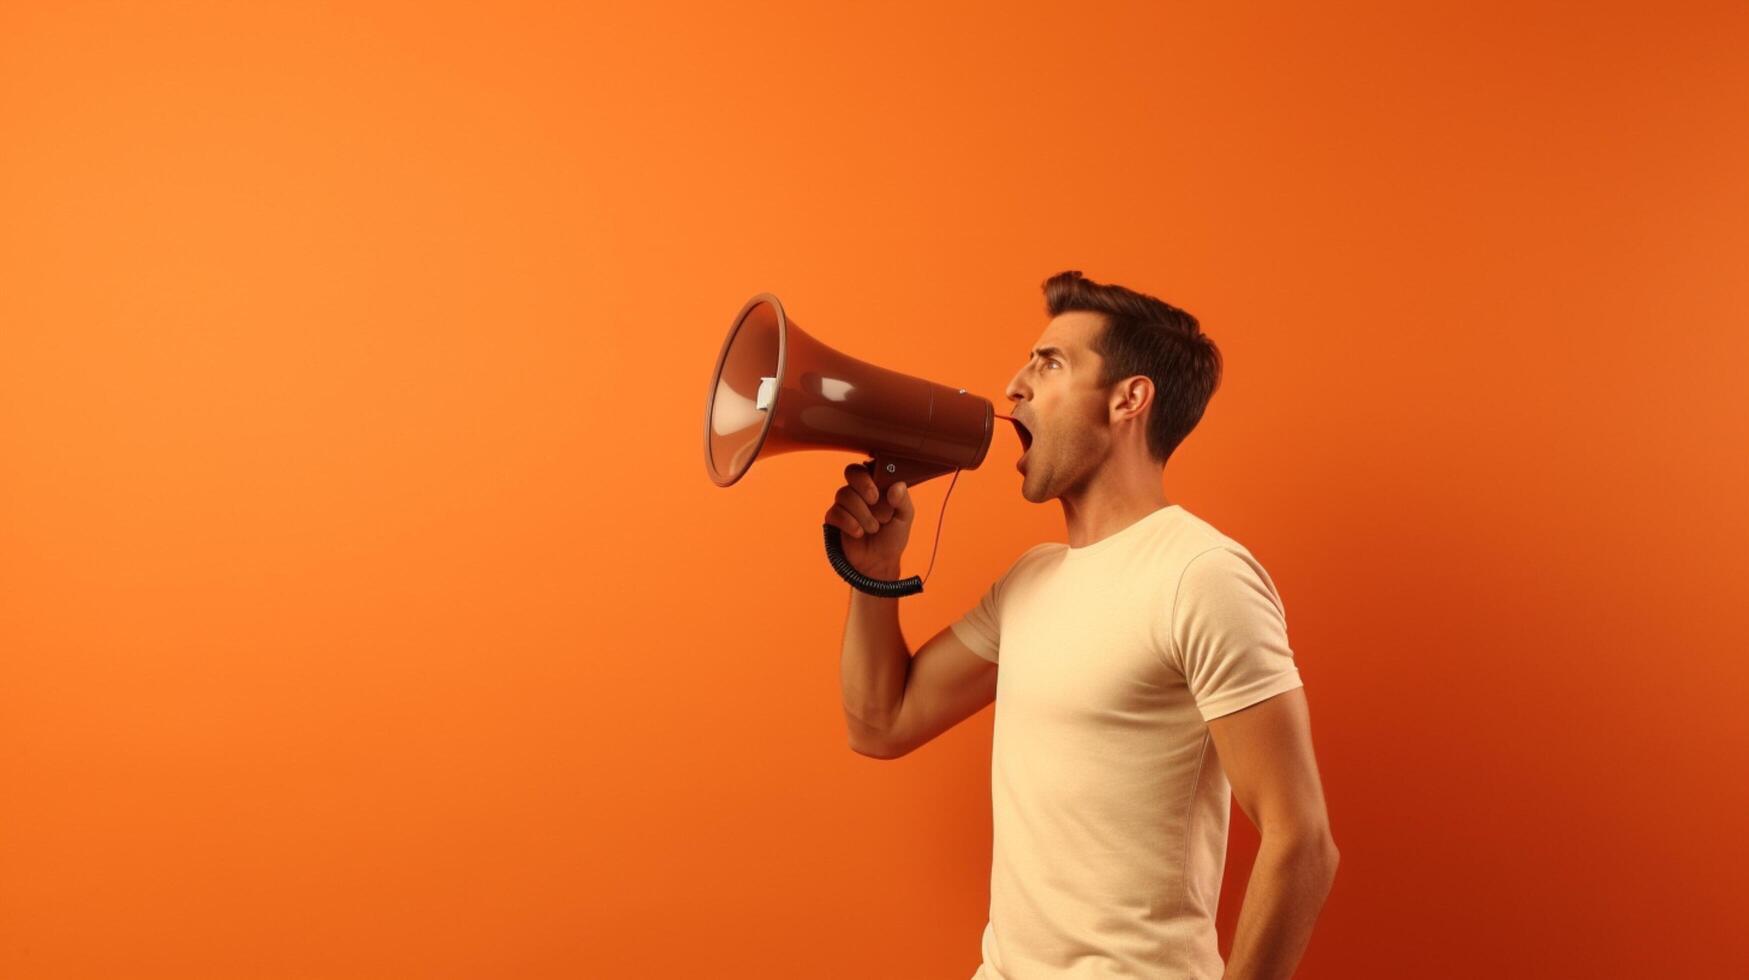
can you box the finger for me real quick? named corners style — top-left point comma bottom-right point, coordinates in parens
top-left (870, 499), bottom-right (895, 523)
top-left (834, 486), bottom-right (880, 534)
top-left (825, 505), bottom-right (864, 538)
top-left (842, 463), bottom-right (880, 506)
top-left (887, 481), bottom-right (914, 521)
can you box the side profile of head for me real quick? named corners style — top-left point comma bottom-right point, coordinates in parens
top-left (1003, 270), bottom-right (1222, 504)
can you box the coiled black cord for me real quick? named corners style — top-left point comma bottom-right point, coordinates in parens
top-left (822, 467), bottom-right (961, 598)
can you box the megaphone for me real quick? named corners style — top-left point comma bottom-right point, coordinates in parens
top-left (703, 293), bottom-right (995, 597)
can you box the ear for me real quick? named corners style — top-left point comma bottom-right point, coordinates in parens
top-left (1109, 375), bottom-right (1153, 422)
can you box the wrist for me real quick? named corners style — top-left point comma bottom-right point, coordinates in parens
top-left (861, 560), bottom-right (903, 581)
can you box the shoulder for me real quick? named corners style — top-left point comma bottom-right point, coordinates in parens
top-left (1006, 540), bottom-right (1064, 578)
top-left (1171, 541), bottom-right (1286, 630)
top-left (1019, 540), bottom-right (1064, 563)
top-left (1166, 504), bottom-right (1242, 549)
top-left (1160, 514), bottom-right (1279, 603)
top-left (1164, 508), bottom-right (1266, 571)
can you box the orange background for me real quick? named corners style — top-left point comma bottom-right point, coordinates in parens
top-left (3, 2), bottom-right (1746, 977)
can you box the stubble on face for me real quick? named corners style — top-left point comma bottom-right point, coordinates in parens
top-left (1023, 396), bottom-right (1111, 504)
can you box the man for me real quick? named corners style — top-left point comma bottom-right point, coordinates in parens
top-left (835, 270), bottom-right (1338, 979)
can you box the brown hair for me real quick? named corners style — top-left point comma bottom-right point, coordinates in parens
top-left (1043, 269), bottom-right (1222, 466)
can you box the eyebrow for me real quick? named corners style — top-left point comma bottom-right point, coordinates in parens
top-left (1030, 346), bottom-right (1070, 363)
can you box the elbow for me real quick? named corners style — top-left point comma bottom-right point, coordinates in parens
top-left (1301, 829), bottom-right (1340, 868)
top-left (845, 711), bottom-right (907, 760)
top-left (1316, 835), bottom-right (1341, 882)
top-left (848, 734), bottom-right (907, 761)
top-left (1266, 826), bottom-right (1340, 877)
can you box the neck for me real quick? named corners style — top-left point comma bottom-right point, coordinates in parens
top-left (1058, 454), bottom-right (1171, 548)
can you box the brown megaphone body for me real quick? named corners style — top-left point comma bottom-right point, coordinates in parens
top-left (703, 293), bottom-right (995, 596)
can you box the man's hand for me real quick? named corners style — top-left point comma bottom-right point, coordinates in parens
top-left (823, 462), bottom-right (915, 577)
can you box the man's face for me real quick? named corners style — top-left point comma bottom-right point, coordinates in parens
top-left (1003, 311), bottom-right (1111, 504)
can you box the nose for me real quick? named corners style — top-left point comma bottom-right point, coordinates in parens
top-left (1004, 365), bottom-right (1029, 407)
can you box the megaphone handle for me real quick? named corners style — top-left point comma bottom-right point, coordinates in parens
top-left (822, 523), bottom-right (924, 598)
top-left (821, 455), bottom-right (952, 597)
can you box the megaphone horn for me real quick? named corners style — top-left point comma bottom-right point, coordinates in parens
top-left (703, 293), bottom-right (995, 597)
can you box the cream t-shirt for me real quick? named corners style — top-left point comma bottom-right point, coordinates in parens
top-left (949, 503), bottom-right (1304, 980)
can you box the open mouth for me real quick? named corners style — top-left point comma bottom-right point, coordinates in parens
top-left (1010, 417), bottom-right (1033, 453)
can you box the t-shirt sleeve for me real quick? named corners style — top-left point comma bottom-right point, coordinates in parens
top-left (1165, 546), bottom-right (1304, 721)
top-left (949, 544), bottom-right (1049, 663)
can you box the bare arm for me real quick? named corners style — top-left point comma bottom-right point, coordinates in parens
top-left (1206, 687), bottom-right (1340, 980)
top-left (840, 553), bottom-right (912, 751)
top-left (843, 610), bottom-right (997, 759)
top-left (830, 463), bottom-right (997, 759)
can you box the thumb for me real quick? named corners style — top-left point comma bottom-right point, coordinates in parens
top-left (887, 481), bottom-right (914, 520)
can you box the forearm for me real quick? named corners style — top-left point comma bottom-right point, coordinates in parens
top-left (840, 561), bottom-right (910, 747)
top-left (1222, 833), bottom-right (1339, 980)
